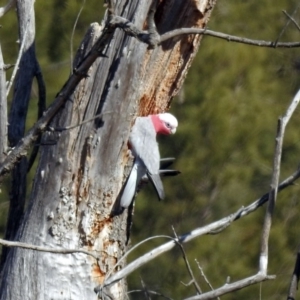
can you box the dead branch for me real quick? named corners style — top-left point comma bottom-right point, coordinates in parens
top-left (259, 88), bottom-right (300, 275)
top-left (140, 277), bottom-right (152, 300)
top-left (0, 0), bottom-right (16, 18)
top-left (236, 165), bottom-right (300, 220)
top-left (0, 44), bottom-right (7, 164)
top-left (0, 238), bottom-right (98, 260)
top-left (48, 111), bottom-right (112, 132)
top-left (100, 158), bottom-right (300, 290)
top-left (195, 260), bottom-right (219, 300)
top-left (275, 4), bottom-right (300, 45)
top-left (27, 66), bottom-right (46, 172)
top-left (109, 14), bottom-right (300, 48)
top-left (70, 0), bottom-right (86, 72)
top-left (172, 226), bottom-right (202, 295)
top-left (100, 209), bottom-right (241, 289)
top-left (183, 274), bottom-right (276, 300)
top-left (282, 10), bottom-right (300, 32)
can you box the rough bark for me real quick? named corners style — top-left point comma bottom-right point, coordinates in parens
top-left (0, 0), bottom-right (216, 299)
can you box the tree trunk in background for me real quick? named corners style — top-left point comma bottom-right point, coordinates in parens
top-left (1, 0), bottom-right (45, 267)
top-left (0, 45), bottom-right (7, 164)
top-left (0, 0), bottom-right (216, 299)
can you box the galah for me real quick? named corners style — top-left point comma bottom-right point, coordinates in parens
top-left (120, 113), bottom-right (178, 208)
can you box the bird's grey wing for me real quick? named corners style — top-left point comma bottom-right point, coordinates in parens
top-left (119, 162), bottom-right (138, 208)
top-left (130, 117), bottom-right (160, 174)
top-left (147, 173), bottom-right (165, 200)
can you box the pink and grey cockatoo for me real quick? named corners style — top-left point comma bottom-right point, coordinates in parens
top-left (120, 113), bottom-right (178, 208)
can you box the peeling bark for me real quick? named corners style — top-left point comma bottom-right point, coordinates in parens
top-left (0, 0), bottom-right (217, 299)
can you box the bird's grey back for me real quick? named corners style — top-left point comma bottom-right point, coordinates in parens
top-left (129, 117), bottom-right (160, 175)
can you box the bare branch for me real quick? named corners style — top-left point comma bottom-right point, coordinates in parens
top-left (275, 4), bottom-right (300, 45)
top-left (259, 88), bottom-right (300, 274)
top-left (282, 10), bottom-right (300, 32)
top-left (195, 260), bottom-right (219, 300)
top-left (109, 14), bottom-right (300, 48)
top-left (70, 0), bottom-right (86, 73)
top-left (159, 28), bottom-right (300, 48)
top-left (236, 165), bottom-right (300, 220)
top-left (140, 277), bottom-right (152, 300)
top-left (172, 226), bottom-right (202, 295)
top-left (0, 0), bottom-right (16, 18)
top-left (48, 111), bottom-right (112, 132)
top-left (100, 235), bottom-right (174, 289)
top-left (183, 274), bottom-right (276, 300)
top-left (0, 238), bottom-right (99, 260)
top-left (101, 209), bottom-right (242, 289)
top-left (101, 161), bottom-right (300, 289)
top-left (0, 44), bottom-right (7, 163)
top-left (27, 67), bottom-right (47, 172)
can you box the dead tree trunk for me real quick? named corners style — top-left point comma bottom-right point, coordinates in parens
top-left (0, 0), bottom-right (216, 299)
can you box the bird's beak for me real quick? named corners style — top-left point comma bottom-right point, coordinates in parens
top-left (171, 128), bottom-right (177, 134)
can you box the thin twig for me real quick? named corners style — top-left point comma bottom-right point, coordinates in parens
top-left (0, 238), bottom-right (99, 260)
top-left (70, 0), bottom-right (86, 73)
top-left (48, 111), bottom-right (112, 132)
top-left (275, 4), bottom-right (300, 45)
top-left (140, 277), bottom-right (152, 300)
top-left (110, 15), bottom-right (300, 48)
top-left (195, 259), bottom-right (219, 300)
top-left (282, 10), bottom-right (300, 31)
top-left (97, 235), bottom-right (175, 293)
top-left (159, 28), bottom-right (300, 48)
top-left (0, 0), bottom-right (16, 18)
top-left (172, 226), bottom-right (202, 295)
top-left (183, 274), bottom-right (276, 300)
top-left (6, 3), bottom-right (32, 97)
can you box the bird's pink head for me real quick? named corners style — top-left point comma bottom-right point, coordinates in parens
top-left (150, 113), bottom-right (178, 135)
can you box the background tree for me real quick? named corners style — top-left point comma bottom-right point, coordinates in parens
top-left (1, 0), bottom-right (300, 299)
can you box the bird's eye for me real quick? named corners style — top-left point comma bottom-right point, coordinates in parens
top-left (165, 122), bottom-right (171, 128)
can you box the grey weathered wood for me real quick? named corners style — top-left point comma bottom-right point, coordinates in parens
top-left (0, 1), bottom-right (217, 299)
top-left (0, 45), bottom-right (7, 164)
top-left (1, 0), bottom-right (43, 267)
